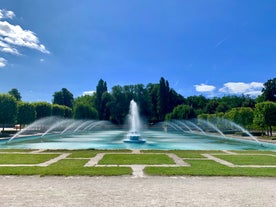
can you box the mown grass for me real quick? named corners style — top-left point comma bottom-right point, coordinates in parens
top-left (215, 155), bottom-right (276, 165)
top-left (0, 154), bottom-right (59, 164)
top-left (144, 160), bottom-right (276, 176)
top-left (141, 150), bottom-right (223, 158)
top-left (99, 154), bottom-right (175, 165)
top-left (0, 149), bottom-right (35, 152)
top-left (230, 150), bottom-right (276, 155)
top-left (45, 149), bottom-right (131, 158)
top-left (0, 159), bottom-right (132, 176)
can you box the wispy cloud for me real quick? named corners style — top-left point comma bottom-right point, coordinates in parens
top-left (0, 9), bottom-right (50, 67)
top-left (219, 82), bottom-right (264, 96)
top-left (0, 9), bottom-right (15, 19)
top-left (0, 57), bottom-right (7, 67)
top-left (83, 91), bottom-right (96, 96)
top-left (194, 84), bottom-right (216, 92)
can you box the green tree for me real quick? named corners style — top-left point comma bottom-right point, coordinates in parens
top-left (147, 83), bottom-right (159, 123)
top-left (95, 79), bottom-right (108, 120)
top-left (260, 78), bottom-right (276, 102)
top-left (0, 94), bottom-right (17, 131)
top-left (253, 102), bottom-right (276, 136)
top-left (52, 104), bottom-right (66, 117)
top-left (8, 88), bottom-right (22, 101)
top-left (33, 102), bottom-right (52, 119)
top-left (157, 77), bottom-right (170, 121)
top-left (53, 88), bottom-right (74, 108)
top-left (166, 104), bottom-right (195, 120)
top-left (109, 85), bottom-right (127, 124)
top-left (17, 102), bottom-right (36, 129)
top-left (73, 103), bottom-right (98, 119)
top-left (225, 107), bottom-right (254, 128)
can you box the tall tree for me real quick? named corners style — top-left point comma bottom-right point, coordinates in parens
top-left (8, 88), bottom-right (21, 101)
top-left (53, 88), bottom-right (74, 108)
top-left (254, 102), bottom-right (276, 136)
top-left (0, 94), bottom-right (17, 131)
top-left (95, 79), bottom-right (108, 120)
top-left (17, 102), bottom-right (36, 129)
top-left (157, 77), bottom-right (170, 121)
top-left (261, 78), bottom-right (276, 102)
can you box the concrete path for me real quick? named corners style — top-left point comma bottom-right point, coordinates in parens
top-left (0, 176), bottom-right (275, 207)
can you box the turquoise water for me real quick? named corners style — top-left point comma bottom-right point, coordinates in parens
top-left (1, 130), bottom-right (276, 150)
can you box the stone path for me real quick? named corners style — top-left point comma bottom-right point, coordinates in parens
top-left (0, 176), bottom-right (275, 207)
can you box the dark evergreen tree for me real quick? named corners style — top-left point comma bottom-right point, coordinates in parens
top-left (95, 79), bottom-right (108, 120)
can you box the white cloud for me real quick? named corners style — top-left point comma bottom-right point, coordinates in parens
top-left (0, 21), bottom-right (50, 54)
top-left (83, 91), bottom-right (96, 96)
top-left (194, 84), bottom-right (216, 92)
top-left (219, 82), bottom-right (264, 96)
top-left (0, 57), bottom-right (7, 67)
top-left (0, 10), bottom-right (50, 67)
top-left (40, 58), bottom-right (45, 62)
top-left (0, 9), bottom-right (15, 19)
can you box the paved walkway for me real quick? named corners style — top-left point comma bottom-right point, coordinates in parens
top-left (0, 176), bottom-right (275, 207)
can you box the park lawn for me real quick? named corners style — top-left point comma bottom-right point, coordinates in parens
top-left (0, 159), bottom-right (132, 176)
top-left (0, 149), bottom-right (35, 152)
top-left (0, 153), bottom-right (60, 164)
top-left (230, 150), bottom-right (276, 155)
top-left (144, 160), bottom-right (276, 177)
top-left (99, 154), bottom-right (175, 165)
top-left (44, 149), bottom-right (131, 158)
top-left (215, 154), bottom-right (276, 165)
top-left (141, 150), bottom-right (223, 158)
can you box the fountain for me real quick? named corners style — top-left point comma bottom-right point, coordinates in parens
top-left (1, 113), bottom-right (276, 150)
top-left (123, 100), bottom-right (146, 144)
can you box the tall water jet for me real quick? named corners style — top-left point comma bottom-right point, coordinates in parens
top-left (124, 100), bottom-right (145, 143)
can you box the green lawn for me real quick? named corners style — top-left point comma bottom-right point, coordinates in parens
top-left (0, 150), bottom-right (275, 176)
top-left (215, 154), bottom-right (276, 165)
top-left (0, 153), bottom-right (59, 164)
top-left (145, 160), bottom-right (276, 176)
top-left (99, 154), bottom-right (175, 165)
top-left (0, 159), bottom-right (132, 176)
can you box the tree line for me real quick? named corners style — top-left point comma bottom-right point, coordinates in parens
top-left (0, 77), bottom-right (275, 135)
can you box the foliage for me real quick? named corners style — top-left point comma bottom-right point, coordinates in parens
top-left (254, 102), bottom-right (276, 136)
top-left (8, 88), bottom-right (21, 101)
top-left (52, 104), bottom-right (66, 117)
top-left (53, 88), bottom-right (74, 108)
top-left (0, 94), bottom-right (17, 129)
top-left (166, 104), bottom-right (195, 120)
top-left (73, 103), bottom-right (98, 119)
top-left (95, 79), bottom-right (108, 120)
top-left (33, 102), bottom-right (52, 119)
top-left (225, 107), bottom-right (254, 128)
top-left (260, 78), bottom-right (276, 102)
top-left (17, 102), bottom-right (36, 127)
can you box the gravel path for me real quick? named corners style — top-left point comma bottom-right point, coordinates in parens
top-left (0, 176), bottom-right (275, 207)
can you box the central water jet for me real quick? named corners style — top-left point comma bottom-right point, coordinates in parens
top-left (124, 100), bottom-right (146, 144)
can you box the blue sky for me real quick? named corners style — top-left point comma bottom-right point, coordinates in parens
top-left (0, 1), bottom-right (275, 102)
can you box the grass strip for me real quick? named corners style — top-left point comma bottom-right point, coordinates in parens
top-left (0, 154), bottom-right (59, 164)
top-left (99, 154), bottom-right (175, 165)
top-left (0, 159), bottom-right (132, 176)
top-left (215, 155), bottom-right (276, 165)
top-left (144, 160), bottom-right (276, 177)
top-left (0, 149), bottom-right (35, 152)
